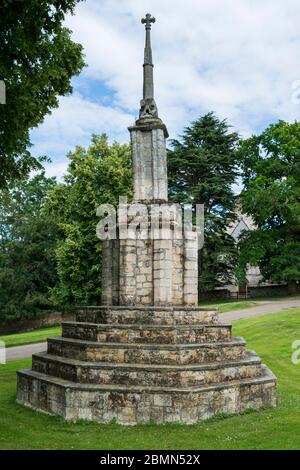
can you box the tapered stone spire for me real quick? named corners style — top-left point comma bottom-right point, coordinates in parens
top-left (138, 13), bottom-right (159, 121)
top-left (129, 13), bottom-right (168, 202)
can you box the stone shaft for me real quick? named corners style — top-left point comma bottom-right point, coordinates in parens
top-left (143, 25), bottom-right (154, 100)
top-left (130, 126), bottom-right (168, 202)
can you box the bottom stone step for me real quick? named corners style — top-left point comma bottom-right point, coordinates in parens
top-left (17, 366), bottom-right (276, 424)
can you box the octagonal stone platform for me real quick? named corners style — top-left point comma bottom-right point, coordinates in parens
top-left (16, 306), bottom-right (276, 424)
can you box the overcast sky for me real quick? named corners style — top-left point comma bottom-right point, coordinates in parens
top-left (30, 0), bottom-right (300, 179)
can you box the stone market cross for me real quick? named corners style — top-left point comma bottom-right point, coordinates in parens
top-left (17, 14), bottom-right (276, 424)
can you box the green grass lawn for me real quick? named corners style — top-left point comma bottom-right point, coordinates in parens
top-left (1, 309), bottom-right (300, 449)
top-left (0, 325), bottom-right (61, 348)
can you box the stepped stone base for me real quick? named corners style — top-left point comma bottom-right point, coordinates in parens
top-left (16, 306), bottom-right (276, 424)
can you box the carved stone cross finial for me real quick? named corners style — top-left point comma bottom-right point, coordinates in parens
top-left (138, 13), bottom-right (159, 121)
top-left (141, 13), bottom-right (155, 30)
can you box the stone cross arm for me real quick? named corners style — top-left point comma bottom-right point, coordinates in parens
top-left (141, 13), bottom-right (155, 29)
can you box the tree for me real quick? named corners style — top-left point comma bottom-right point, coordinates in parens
top-left (167, 112), bottom-right (239, 292)
top-left (46, 134), bottom-right (132, 306)
top-left (0, 0), bottom-right (85, 188)
top-left (238, 120), bottom-right (300, 293)
top-left (0, 171), bottom-right (59, 323)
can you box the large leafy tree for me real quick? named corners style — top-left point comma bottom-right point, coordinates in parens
top-left (238, 120), bottom-right (300, 293)
top-left (167, 112), bottom-right (239, 292)
top-left (0, 0), bottom-right (85, 188)
top-left (47, 134), bottom-right (132, 306)
top-left (0, 171), bottom-right (59, 323)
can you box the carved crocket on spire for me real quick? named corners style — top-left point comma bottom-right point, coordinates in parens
top-left (139, 13), bottom-right (159, 120)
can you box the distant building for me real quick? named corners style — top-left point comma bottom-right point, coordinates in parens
top-left (227, 206), bottom-right (263, 292)
top-left (224, 203), bottom-right (278, 297)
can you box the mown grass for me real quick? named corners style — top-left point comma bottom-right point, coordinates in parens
top-left (0, 326), bottom-right (61, 348)
top-left (1, 310), bottom-right (300, 449)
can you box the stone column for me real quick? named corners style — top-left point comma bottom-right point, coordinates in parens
top-left (101, 239), bottom-right (120, 305)
top-left (101, 239), bottom-right (112, 305)
top-left (153, 238), bottom-right (173, 305)
top-left (183, 228), bottom-right (198, 306)
top-left (172, 238), bottom-right (184, 305)
top-left (119, 239), bottom-right (137, 305)
top-left (135, 239), bottom-right (153, 305)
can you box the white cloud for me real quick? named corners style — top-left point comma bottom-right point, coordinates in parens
top-left (42, 161), bottom-right (69, 181)
top-left (30, 93), bottom-right (134, 159)
top-left (30, 0), bottom-right (300, 179)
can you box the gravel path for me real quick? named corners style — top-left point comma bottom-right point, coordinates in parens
top-left (219, 298), bottom-right (300, 323)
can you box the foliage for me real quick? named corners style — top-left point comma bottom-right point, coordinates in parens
top-left (0, 171), bottom-right (59, 323)
top-left (167, 112), bottom-right (239, 292)
top-left (238, 120), bottom-right (300, 292)
top-left (46, 134), bottom-right (132, 306)
top-left (0, 0), bottom-right (85, 188)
